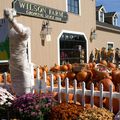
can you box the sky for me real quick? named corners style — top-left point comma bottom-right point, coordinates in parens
top-left (96, 0), bottom-right (120, 27)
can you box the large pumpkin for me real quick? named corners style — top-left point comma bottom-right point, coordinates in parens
top-left (66, 71), bottom-right (76, 80)
top-left (104, 98), bottom-right (119, 114)
top-left (76, 71), bottom-right (88, 82)
top-left (98, 78), bottom-right (115, 91)
top-left (66, 63), bottom-right (73, 71)
top-left (112, 70), bottom-right (120, 85)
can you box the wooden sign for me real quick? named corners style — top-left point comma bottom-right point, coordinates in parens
top-left (12, 0), bottom-right (68, 23)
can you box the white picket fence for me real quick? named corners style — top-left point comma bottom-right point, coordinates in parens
top-left (0, 66), bottom-right (120, 113)
top-left (33, 67), bottom-right (120, 113)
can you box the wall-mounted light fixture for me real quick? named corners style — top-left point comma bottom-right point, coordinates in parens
top-left (90, 28), bottom-right (96, 41)
top-left (40, 20), bottom-right (52, 45)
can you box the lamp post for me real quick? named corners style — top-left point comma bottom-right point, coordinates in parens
top-left (40, 20), bottom-right (52, 45)
top-left (90, 28), bottom-right (96, 41)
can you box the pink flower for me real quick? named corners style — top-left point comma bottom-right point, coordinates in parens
top-left (35, 105), bottom-right (39, 110)
top-left (31, 112), bottom-right (37, 117)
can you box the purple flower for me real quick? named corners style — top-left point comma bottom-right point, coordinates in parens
top-left (11, 92), bottom-right (58, 119)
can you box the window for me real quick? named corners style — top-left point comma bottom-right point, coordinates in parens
top-left (107, 42), bottom-right (114, 51)
top-left (113, 15), bottom-right (118, 26)
top-left (67, 0), bottom-right (79, 14)
top-left (99, 9), bottom-right (104, 22)
top-left (59, 33), bottom-right (87, 65)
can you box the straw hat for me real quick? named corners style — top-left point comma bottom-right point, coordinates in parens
top-left (95, 48), bottom-right (99, 51)
top-left (102, 47), bottom-right (106, 50)
top-left (115, 48), bottom-right (119, 51)
top-left (110, 48), bottom-right (114, 51)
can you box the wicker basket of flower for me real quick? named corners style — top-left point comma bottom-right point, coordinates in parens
top-left (94, 63), bottom-right (112, 80)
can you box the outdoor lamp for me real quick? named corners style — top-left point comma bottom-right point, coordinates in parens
top-left (90, 28), bottom-right (96, 41)
top-left (40, 20), bottom-right (52, 45)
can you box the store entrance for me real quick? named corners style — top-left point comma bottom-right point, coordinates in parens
top-left (59, 32), bottom-right (87, 65)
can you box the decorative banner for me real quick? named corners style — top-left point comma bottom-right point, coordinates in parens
top-left (0, 19), bottom-right (10, 60)
top-left (12, 0), bottom-right (68, 23)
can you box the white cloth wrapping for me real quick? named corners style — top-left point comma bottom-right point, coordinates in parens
top-left (8, 19), bottom-right (32, 96)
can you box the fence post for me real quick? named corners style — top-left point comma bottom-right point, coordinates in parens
top-left (109, 84), bottom-right (113, 112)
top-left (73, 79), bottom-right (77, 104)
top-left (41, 71), bottom-right (47, 93)
top-left (36, 67), bottom-right (40, 93)
top-left (58, 76), bottom-right (61, 103)
top-left (90, 83), bottom-right (94, 107)
top-left (82, 82), bottom-right (85, 107)
top-left (30, 63), bottom-right (35, 92)
top-left (65, 78), bottom-right (69, 103)
top-left (50, 74), bottom-right (54, 92)
top-left (100, 83), bottom-right (103, 108)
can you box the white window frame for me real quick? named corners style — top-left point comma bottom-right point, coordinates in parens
top-left (107, 42), bottom-right (114, 50)
top-left (57, 30), bottom-right (88, 65)
top-left (112, 15), bottom-right (118, 26)
top-left (66, 0), bottom-right (81, 16)
top-left (99, 8), bottom-right (105, 22)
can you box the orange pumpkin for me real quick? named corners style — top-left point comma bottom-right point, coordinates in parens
top-left (61, 92), bottom-right (74, 102)
top-left (76, 71), bottom-right (88, 82)
top-left (42, 65), bottom-right (49, 72)
top-left (53, 92), bottom-right (73, 102)
top-left (112, 70), bottom-right (120, 85)
top-left (39, 66), bottom-right (43, 76)
top-left (60, 72), bottom-right (66, 80)
top-left (60, 64), bottom-right (68, 71)
top-left (34, 69), bottom-right (37, 78)
top-left (46, 75), bottom-right (50, 86)
top-left (0, 74), bottom-right (3, 83)
top-left (66, 63), bottom-right (73, 71)
top-left (98, 78), bottom-right (115, 91)
top-left (66, 71), bottom-right (76, 80)
top-left (50, 64), bottom-right (60, 72)
top-left (87, 63), bottom-right (94, 70)
top-left (104, 98), bottom-right (119, 114)
top-left (7, 73), bottom-right (11, 83)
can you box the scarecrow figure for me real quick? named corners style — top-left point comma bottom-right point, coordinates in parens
top-left (4, 8), bottom-right (32, 96)
top-left (107, 48), bottom-right (114, 63)
top-left (115, 48), bottom-right (120, 67)
top-left (101, 47), bottom-right (107, 61)
top-left (89, 50), bottom-right (94, 63)
top-left (95, 48), bottom-right (101, 63)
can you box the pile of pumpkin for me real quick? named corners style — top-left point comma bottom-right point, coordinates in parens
top-left (34, 60), bottom-right (120, 114)
top-left (0, 60), bottom-right (120, 114)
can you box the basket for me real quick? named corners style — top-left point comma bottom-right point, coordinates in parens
top-left (94, 63), bottom-right (112, 77)
top-left (72, 63), bottom-right (87, 72)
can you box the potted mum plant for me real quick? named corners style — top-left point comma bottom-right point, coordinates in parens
top-left (11, 92), bottom-right (58, 120)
